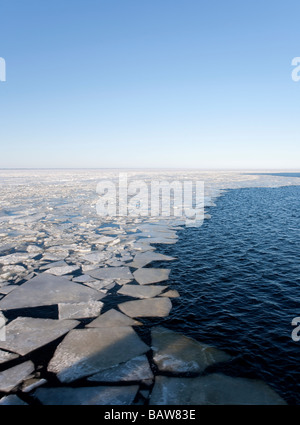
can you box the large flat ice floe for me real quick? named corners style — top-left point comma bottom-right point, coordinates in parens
top-left (128, 252), bottom-right (176, 268)
top-left (87, 355), bottom-right (154, 383)
top-left (150, 374), bottom-right (287, 405)
top-left (151, 326), bottom-right (231, 373)
top-left (118, 298), bottom-right (172, 318)
top-left (86, 308), bottom-right (142, 328)
top-left (0, 317), bottom-right (79, 355)
top-left (47, 327), bottom-right (149, 382)
top-left (0, 273), bottom-right (105, 310)
top-left (0, 361), bottom-right (35, 393)
top-left (34, 385), bottom-right (139, 405)
top-left (88, 267), bottom-right (133, 281)
top-left (133, 268), bottom-right (171, 285)
top-left (117, 284), bottom-right (168, 299)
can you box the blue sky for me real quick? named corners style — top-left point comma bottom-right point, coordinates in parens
top-left (0, 0), bottom-right (299, 169)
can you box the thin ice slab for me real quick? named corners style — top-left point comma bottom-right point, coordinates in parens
top-left (133, 268), bottom-right (170, 285)
top-left (160, 289), bottom-right (180, 298)
top-left (118, 298), bottom-right (172, 318)
top-left (45, 265), bottom-right (80, 276)
top-left (0, 395), bottom-right (28, 405)
top-left (0, 349), bottom-right (19, 365)
top-left (0, 285), bottom-right (19, 295)
top-left (34, 385), bottom-right (139, 405)
top-left (87, 309), bottom-right (142, 328)
top-left (151, 326), bottom-right (230, 373)
top-left (0, 317), bottom-right (79, 356)
top-left (117, 285), bottom-right (168, 299)
top-left (150, 374), bottom-right (287, 405)
top-left (0, 360), bottom-right (35, 393)
top-left (0, 273), bottom-right (104, 310)
top-left (88, 355), bottom-right (154, 383)
top-left (88, 267), bottom-right (133, 281)
top-left (128, 252), bottom-right (176, 269)
top-left (58, 301), bottom-right (104, 320)
top-left (48, 327), bottom-right (149, 383)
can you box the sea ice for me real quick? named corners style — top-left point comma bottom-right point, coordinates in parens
top-left (48, 327), bottom-right (149, 382)
top-left (0, 395), bottom-right (28, 405)
top-left (34, 385), bottom-right (139, 405)
top-left (151, 326), bottom-right (231, 373)
top-left (22, 378), bottom-right (47, 393)
top-left (0, 273), bottom-right (104, 310)
top-left (87, 309), bottom-right (141, 328)
top-left (0, 349), bottom-right (19, 365)
top-left (149, 374), bottom-right (287, 405)
top-left (133, 268), bottom-right (171, 285)
top-left (88, 355), bottom-right (154, 383)
top-left (58, 300), bottom-right (104, 320)
top-left (0, 360), bottom-right (35, 392)
top-left (117, 285), bottom-right (168, 299)
top-left (118, 298), bottom-right (172, 318)
top-left (128, 252), bottom-right (176, 268)
top-left (45, 264), bottom-right (80, 276)
top-left (160, 289), bottom-right (180, 298)
top-left (0, 285), bottom-right (19, 295)
top-left (0, 317), bottom-right (79, 356)
top-left (88, 267), bottom-right (133, 281)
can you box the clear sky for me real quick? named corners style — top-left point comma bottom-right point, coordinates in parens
top-left (0, 0), bottom-right (299, 169)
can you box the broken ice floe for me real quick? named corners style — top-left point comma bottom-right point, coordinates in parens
top-left (0, 273), bottom-right (104, 310)
top-left (21, 378), bottom-right (47, 393)
top-left (0, 349), bottom-right (19, 365)
top-left (48, 327), bottom-right (149, 382)
top-left (0, 317), bottom-right (79, 356)
top-left (88, 267), bottom-right (133, 281)
top-left (128, 252), bottom-right (175, 269)
top-left (117, 284), bottom-right (168, 299)
top-left (45, 264), bottom-right (80, 276)
top-left (0, 360), bottom-right (35, 392)
top-left (133, 268), bottom-right (171, 285)
top-left (58, 300), bottom-right (104, 320)
top-left (87, 355), bottom-right (154, 383)
top-left (86, 308), bottom-right (141, 328)
top-left (149, 374), bottom-right (287, 405)
top-left (34, 385), bottom-right (139, 405)
top-left (151, 326), bottom-right (231, 373)
top-left (118, 298), bottom-right (172, 318)
top-left (0, 395), bottom-right (28, 405)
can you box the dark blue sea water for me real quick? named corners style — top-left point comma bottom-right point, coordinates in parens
top-left (159, 185), bottom-right (300, 405)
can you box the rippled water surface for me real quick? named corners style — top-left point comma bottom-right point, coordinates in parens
top-left (159, 185), bottom-right (300, 404)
